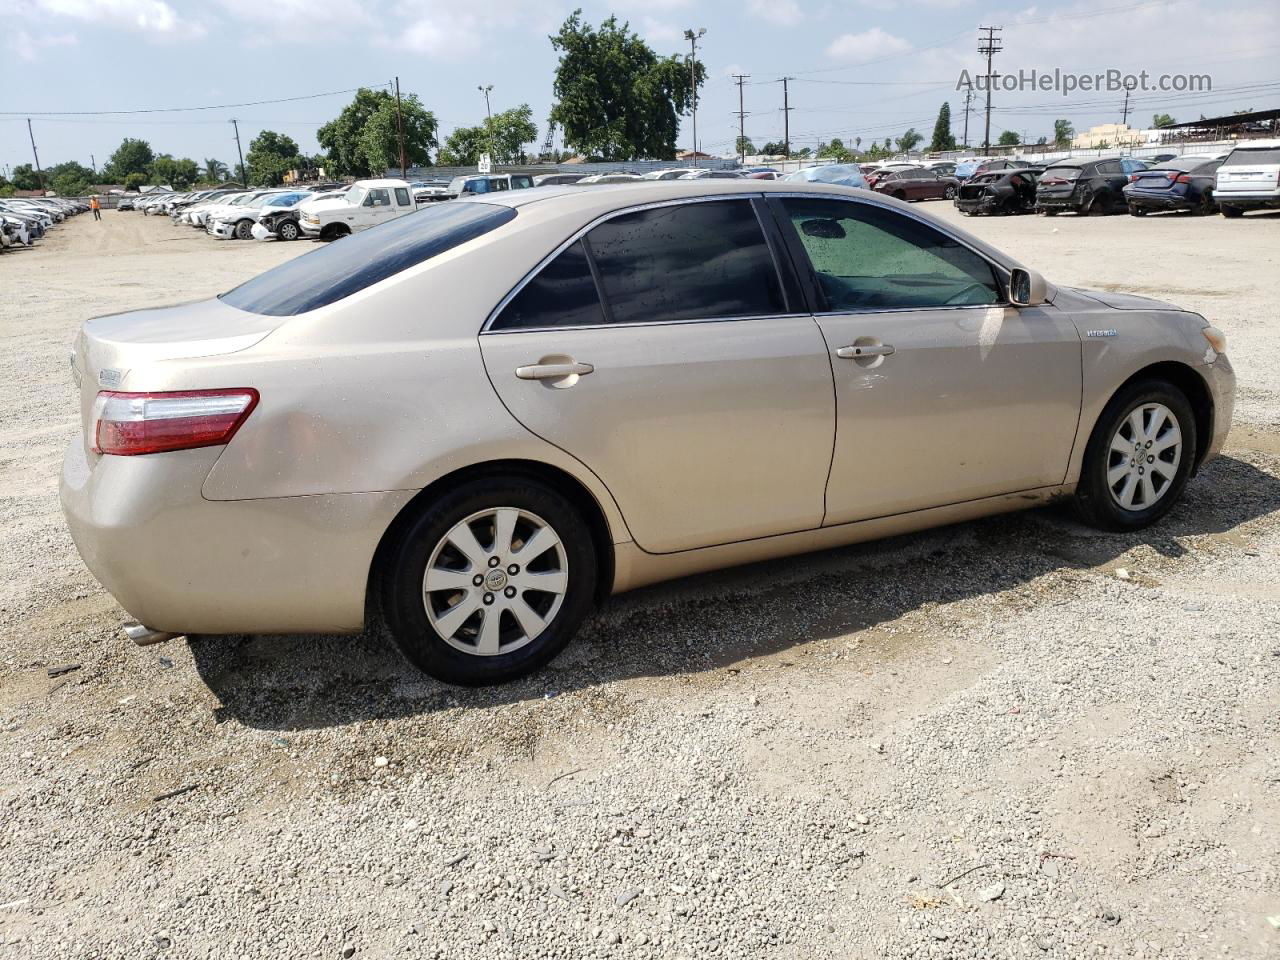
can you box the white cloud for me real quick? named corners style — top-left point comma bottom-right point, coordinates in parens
top-left (8, 28), bottom-right (79, 61)
top-left (30, 0), bottom-right (204, 36)
top-left (748, 0), bottom-right (803, 26)
top-left (640, 16), bottom-right (683, 46)
top-left (826, 27), bottom-right (911, 62)
top-left (216, 0), bottom-right (368, 36)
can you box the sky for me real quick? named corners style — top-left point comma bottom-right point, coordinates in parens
top-left (3, 0), bottom-right (1278, 177)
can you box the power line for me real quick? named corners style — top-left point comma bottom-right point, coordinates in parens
top-left (2, 83), bottom-right (391, 117)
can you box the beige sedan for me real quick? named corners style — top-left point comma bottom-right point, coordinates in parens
top-left (61, 181), bottom-right (1235, 684)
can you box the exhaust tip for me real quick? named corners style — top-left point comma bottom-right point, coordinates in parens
top-left (123, 622), bottom-right (182, 647)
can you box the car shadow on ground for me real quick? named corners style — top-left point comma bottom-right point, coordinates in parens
top-left (190, 453), bottom-right (1280, 731)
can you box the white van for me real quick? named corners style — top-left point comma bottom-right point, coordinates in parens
top-left (1215, 139), bottom-right (1280, 217)
top-left (299, 178), bottom-right (416, 239)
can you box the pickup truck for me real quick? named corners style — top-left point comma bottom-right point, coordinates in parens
top-left (299, 178), bottom-right (416, 239)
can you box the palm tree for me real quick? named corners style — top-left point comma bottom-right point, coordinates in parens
top-left (202, 158), bottom-right (228, 182)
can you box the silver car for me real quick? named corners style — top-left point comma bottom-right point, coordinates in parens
top-left (61, 181), bottom-right (1234, 684)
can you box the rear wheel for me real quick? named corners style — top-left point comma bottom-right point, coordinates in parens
top-left (893, 191), bottom-right (907, 201)
top-left (1194, 190), bottom-right (1216, 216)
top-left (380, 477), bottom-right (597, 685)
top-left (277, 219), bottom-right (300, 241)
top-left (943, 185), bottom-right (957, 199)
top-left (1128, 204), bottom-right (1146, 216)
top-left (1038, 208), bottom-right (1058, 217)
top-left (1085, 190), bottom-right (1113, 215)
top-left (1220, 205), bottom-right (1244, 218)
top-left (1073, 379), bottom-right (1196, 531)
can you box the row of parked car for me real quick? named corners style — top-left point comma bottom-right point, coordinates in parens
top-left (0, 194), bottom-right (88, 252)
top-left (855, 140), bottom-right (1280, 219)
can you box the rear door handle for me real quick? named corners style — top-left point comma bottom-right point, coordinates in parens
top-left (836, 343), bottom-right (895, 359)
top-left (515, 361), bottom-right (595, 380)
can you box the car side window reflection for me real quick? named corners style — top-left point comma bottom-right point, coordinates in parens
top-left (777, 197), bottom-right (1001, 310)
top-left (585, 200), bottom-right (786, 324)
top-left (491, 240), bottom-right (605, 330)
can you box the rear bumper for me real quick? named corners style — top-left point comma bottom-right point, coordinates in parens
top-left (1035, 197), bottom-right (1080, 211)
top-left (1122, 191), bottom-right (1192, 211)
top-left (955, 195), bottom-right (999, 213)
top-left (59, 437), bottom-right (413, 635)
top-left (1215, 192), bottom-right (1280, 209)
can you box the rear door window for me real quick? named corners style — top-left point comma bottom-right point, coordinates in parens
top-left (585, 199), bottom-right (787, 324)
top-left (394, 187), bottom-right (411, 206)
top-left (222, 201), bottom-right (516, 316)
top-left (490, 241), bottom-right (604, 330)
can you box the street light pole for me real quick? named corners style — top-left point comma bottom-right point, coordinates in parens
top-left (683, 28), bottom-right (705, 167)
top-left (478, 84), bottom-right (495, 167)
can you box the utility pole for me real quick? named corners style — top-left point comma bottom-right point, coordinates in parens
top-left (1121, 85), bottom-right (1131, 126)
top-left (733, 74), bottom-right (750, 163)
top-left (684, 28), bottom-right (706, 166)
top-left (90, 154), bottom-right (96, 176)
top-left (26, 119), bottom-right (44, 192)
top-left (394, 76), bottom-right (408, 178)
top-left (478, 84), bottom-right (494, 167)
top-left (977, 25), bottom-right (1002, 151)
top-left (962, 87), bottom-right (973, 149)
top-left (780, 77), bottom-right (795, 158)
top-left (230, 118), bottom-right (247, 187)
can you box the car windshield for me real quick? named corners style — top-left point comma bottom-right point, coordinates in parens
top-left (347, 187), bottom-right (367, 205)
top-left (221, 201), bottom-right (517, 316)
top-left (1223, 147), bottom-right (1280, 166)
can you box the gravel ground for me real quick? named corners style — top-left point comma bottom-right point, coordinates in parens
top-left (2, 206), bottom-right (1278, 960)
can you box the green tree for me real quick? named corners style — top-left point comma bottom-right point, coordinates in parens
top-left (480, 104), bottom-right (538, 164)
top-left (817, 137), bottom-right (851, 162)
top-left (48, 160), bottom-right (95, 197)
top-left (929, 103), bottom-right (956, 152)
top-left (760, 141), bottom-right (787, 156)
top-left (895, 128), bottom-right (923, 153)
top-left (438, 125), bottom-right (487, 166)
top-left (318, 87), bottom-right (438, 177)
top-left (1053, 119), bottom-right (1074, 146)
top-left (997, 130), bottom-right (1021, 146)
top-left (104, 138), bottom-right (154, 182)
top-left (11, 163), bottom-right (42, 191)
top-left (202, 158), bottom-right (229, 182)
top-left (735, 136), bottom-right (756, 156)
top-left (548, 11), bottom-right (704, 160)
top-left (245, 130), bottom-right (301, 186)
top-left (1152, 113), bottom-right (1176, 128)
top-left (122, 172), bottom-right (148, 192)
top-left (149, 154), bottom-right (199, 189)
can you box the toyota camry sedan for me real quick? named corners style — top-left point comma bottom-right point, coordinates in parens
top-left (61, 181), bottom-right (1235, 684)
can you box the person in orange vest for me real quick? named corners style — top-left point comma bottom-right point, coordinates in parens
top-left (90, 196), bottom-right (101, 221)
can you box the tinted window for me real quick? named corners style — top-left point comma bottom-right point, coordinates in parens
top-left (222, 201), bottom-right (516, 317)
top-left (1096, 161), bottom-right (1121, 175)
top-left (1223, 147), bottom-right (1280, 166)
top-left (778, 196), bottom-right (1000, 310)
top-left (394, 187), bottom-right (411, 206)
top-left (491, 240), bottom-right (604, 330)
top-left (511, 175), bottom-right (534, 189)
top-left (585, 200), bottom-right (785, 324)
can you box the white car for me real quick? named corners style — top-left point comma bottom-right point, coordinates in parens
top-left (208, 191), bottom-right (298, 240)
top-left (1214, 139), bottom-right (1280, 217)
top-left (298, 178), bottom-right (417, 240)
top-left (185, 192), bottom-right (249, 227)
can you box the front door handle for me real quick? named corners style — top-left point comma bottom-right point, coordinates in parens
top-left (515, 361), bottom-right (595, 381)
top-left (836, 343), bottom-right (895, 359)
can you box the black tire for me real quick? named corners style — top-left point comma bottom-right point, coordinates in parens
top-left (1038, 208), bottom-right (1058, 217)
top-left (277, 219), bottom-right (300, 241)
top-left (379, 476), bottom-right (597, 685)
top-left (234, 219), bottom-right (254, 240)
top-left (1085, 190), bottom-right (1112, 216)
top-left (944, 185), bottom-right (956, 200)
top-left (1220, 205), bottom-right (1244, 219)
top-left (1072, 379), bottom-right (1197, 532)
top-left (320, 223), bottom-right (350, 241)
top-left (1194, 191), bottom-right (1216, 216)
top-left (1128, 204), bottom-right (1146, 216)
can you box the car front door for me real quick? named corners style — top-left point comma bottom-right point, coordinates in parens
top-left (767, 194), bottom-right (1082, 525)
top-left (479, 196), bottom-right (836, 553)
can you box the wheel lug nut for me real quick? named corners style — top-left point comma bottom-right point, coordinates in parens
top-left (483, 592), bottom-right (494, 605)
top-left (488, 556), bottom-right (500, 568)
top-left (504, 586), bottom-right (516, 599)
top-left (472, 574), bottom-right (484, 587)
top-left (507, 563), bottom-right (519, 575)
top-left (1147, 455), bottom-right (1154, 463)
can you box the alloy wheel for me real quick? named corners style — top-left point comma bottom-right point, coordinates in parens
top-left (1106, 403), bottom-right (1182, 511)
top-left (422, 507), bottom-right (568, 657)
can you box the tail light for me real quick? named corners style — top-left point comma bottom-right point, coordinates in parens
top-left (91, 388), bottom-right (259, 456)
top-left (1175, 174), bottom-right (1192, 184)
top-left (1129, 174), bottom-right (1139, 182)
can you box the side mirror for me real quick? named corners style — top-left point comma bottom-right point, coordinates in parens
top-left (1009, 267), bottom-right (1047, 307)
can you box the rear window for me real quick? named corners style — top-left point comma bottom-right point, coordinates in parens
top-left (221, 201), bottom-right (516, 316)
top-left (1042, 166), bottom-right (1081, 180)
top-left (1223, 147), bottom-right (1280, 166)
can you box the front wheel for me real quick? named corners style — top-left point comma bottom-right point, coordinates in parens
top-left (1073, 380), bottom-right (1197, 531)
top-left (380, 477), bottom-right (597, 685)
top-left (1220, 205), bottom-right (1244, 219)
top-left (234, 219), bottom-right (254, 240)
top-left (277, 219), bottom-right (300, 241)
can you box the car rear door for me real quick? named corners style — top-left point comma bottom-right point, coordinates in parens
top-left (479, 196), bottom-right (836, 553)
top-left (767, 194), bottom-right (1082, 525)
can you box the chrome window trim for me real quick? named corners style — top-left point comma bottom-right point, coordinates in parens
top-left (482, 194), bottom-right (791, 334)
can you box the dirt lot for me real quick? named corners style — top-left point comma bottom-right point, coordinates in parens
top-left (2, 205), bottom-right (1278, 960)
